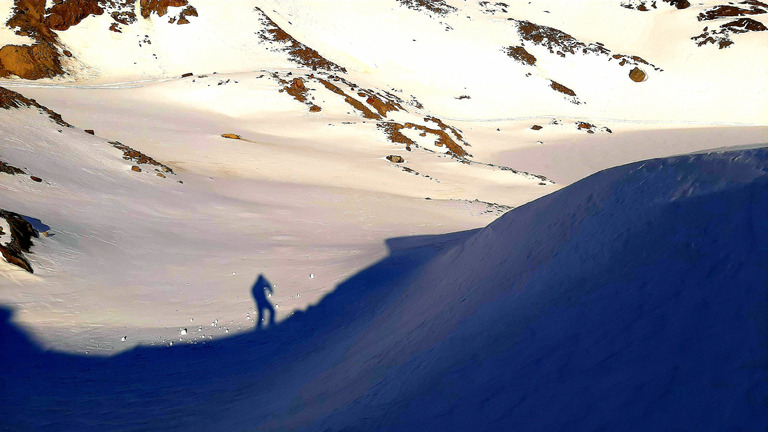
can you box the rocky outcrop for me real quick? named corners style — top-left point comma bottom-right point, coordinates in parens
top-left (515, 19), bottom-right (660, 70)
top-left (386, 155), bottom-right (405, 163)
top-left (0, 0), bottom-right (64, 80)
top-left (139, 0), bottom-right (187, 19)
top-left (549, 80), bottom-right (582, 104)
top-left (503, 45), bottom-right (536, 66)
top-left (396, 0), bottom-right (455, 15)
top-left (378, 121), bottom-right (471, 158)
top-left (0, 0), bottom-right (197, 79)
top-left (692, 17), bottom-right (767, 48)
top-left (0, 86), bottom-right (72, 127)
top-left (0, 160), bottom-right (25, 175)
top-left (255, 7), bottom-right (346, 73)
top-left (0, 210), bottom-right (39, 273)
top-left (45, 0), bottom-right (105, 31)
top-left (109, 141), bottom-right (175, 175)
top-left (622, 0), bottom-right (690, 11)
top-left (697, 1), bottom-right (768, 21)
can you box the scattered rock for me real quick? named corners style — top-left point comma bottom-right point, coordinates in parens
top-left (157, 173), bottom-right (166, 178)
top-left (181, 72), bottom-right (193, 78)
top-left (85, 129), bottom-right (95, 135)
top-left (629, 67), bottom-right (647, 82)
top-left (131, 166), bottom-right (141, 172)
top-left (386, 155), bottom-right (405, 163)
top-left (30, 176), bottom-right (42, 182)
top-left (221, 134), bottom-right (242, 140)
top-left (531, 125), bottom-right (543, 130)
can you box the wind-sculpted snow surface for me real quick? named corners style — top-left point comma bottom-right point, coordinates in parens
top-left (1, 147), bottom-right (767, 430)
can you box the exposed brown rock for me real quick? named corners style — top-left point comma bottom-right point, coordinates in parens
top-left (514, 19), bottom-right (660, 71)
top-left (176, 5), bottom-right (197, 24)
top-left (85, 129), bottom-right (95, 135)
top-left (131, 165), bottom-right (141, 172)
top-left (285, 77), bottom-right (309, 102)
top-left (181, 72), bottom-right (193, 78)
top-left (503, 45), bottom-right (536, 66)
top-left (722, 17), bottom-right (768, 32)
top-left (386, 155), bottom-right (405, 163)
top-left (0, 209), bottom-right (39, 273)
top-left (0, 86), bottom-right (72, 127)
top-left (317, 78), bottom-right (380, 120)
top-left (549, 80), bottom-right (579, 103)
top-left (378, 122), bottom-right (416, 150)
top-left (0, 1), bottom-right (62, 80)
top-left (45, 0), bottom-right (105, 31)
top-left (157, 173), bottom-right (165, 178)
top-left (255, 7), bottom-right (346, 73)
top-left (30, 176), bottom-right (42, 182)
top-left (0, 160), bottom-right (25, 175)
top-left (221, 134), bottom-right (241, 140)
top-left (110, 141), bottom-right (175, 174)
top-left (396, 0), bottom-right (456, 15)
top-left (309, 104), bottom-right (322, 112)
top-left (378, 121), bottom-right (470, 158)
top-left (692, 17), bottom-right (767, 48)
top-left (629, 67), bottom-right (647, 82)
top-left (698, 2), bottom-right (767, 21)
top-left (139, 0), bottom-right (188, 19)
top-left (531, 125), bottom-right (543, 130)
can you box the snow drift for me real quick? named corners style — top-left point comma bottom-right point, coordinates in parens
top-left (1, 146), bottom-right (767, 431)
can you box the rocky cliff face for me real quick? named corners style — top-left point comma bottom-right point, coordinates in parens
top-left (0, 0), bottom-right (198, 79)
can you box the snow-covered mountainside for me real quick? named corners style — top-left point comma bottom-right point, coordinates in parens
top-left (2, 147), bottom-right (766, 430)
top-left (0, 1), bottom-right (767, 429)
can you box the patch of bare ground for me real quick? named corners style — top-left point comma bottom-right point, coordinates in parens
top-left (109, 141), bottom-right (175, 176)
top-left (396, 0), bottom-right (456, 15)
top-left (0, 210), bottom-right (39, 273)
top-left (0, 86), bottom-right (71, 127)
top-left (255, 7), bottom-right (346, 73)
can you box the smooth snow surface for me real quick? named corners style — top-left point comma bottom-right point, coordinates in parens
top-left (2, 147), bottom-right (767, 431)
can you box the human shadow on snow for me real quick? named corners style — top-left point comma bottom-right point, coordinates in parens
top-left (0, 230), bottom-right (477, 431)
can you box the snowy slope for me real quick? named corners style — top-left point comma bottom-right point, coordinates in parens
top-left (2, 146), bottom-right (767, 430)
top-left (2, 1), bottom-right (766, 123)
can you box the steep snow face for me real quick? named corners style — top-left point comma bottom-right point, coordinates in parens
top-left (1, 147), bottom-right (766, 430)
top-left (253, 147), bottom-right (768, 431)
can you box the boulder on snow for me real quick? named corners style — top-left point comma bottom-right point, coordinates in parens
top-left (386, 155), bottom-right (405, 163)
top-left (629, 67), bottom-right (647, 82)
top-left (221, 134), bottom-right (242, 140)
